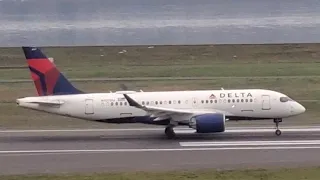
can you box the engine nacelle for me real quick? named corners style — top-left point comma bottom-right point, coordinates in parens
top-left (189, 113), bottom-right (226, 133)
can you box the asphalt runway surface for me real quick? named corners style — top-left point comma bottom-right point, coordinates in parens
top-left (1, 125), bottom-right (320, 175)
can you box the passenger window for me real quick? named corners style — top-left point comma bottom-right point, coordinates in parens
top-left (241, 99), bottom-right (244, 103)
top-left (245, 99), bottom-right (248, 102)
top-left (215, 100), bottom-right (217, 103)
top-left (250, 99), bottom-right (253, 102)
top-left (178, 100), bottom-right (181, 104)
top-left (160, 101), bottom-right (162, 104)
top-left (210, 100), bottom-right (213, 103)
top-left (115, 102), bottom-right (118, 106)
top-left (124, 102), bottom-right (127, 106)
top-left (146, 101), bottom-right (149, 105)
top-left (228, 99), bottom-right (231, 103)
top-left (201, 100), bottom-right (204, 104)
top-left (142, 101), bottom-right (145, 105)
top-left (232, 99), bottom-right (235, 103)
top-left (169, 101), bottom-right (171, 104)
top-left (205, 100), bottom-right (208, 104)
top-left (111, 102), bottom-right (114, 106)
top-left (237, 99), bottom-right (239, 103)
top-left (120, 102), bottom-right (123, 106)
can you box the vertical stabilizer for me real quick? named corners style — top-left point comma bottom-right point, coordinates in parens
top-left (22, 46), bottom-right (83, 96)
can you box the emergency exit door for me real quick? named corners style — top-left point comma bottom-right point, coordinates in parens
top-left (85, 99), bottom-right (94, 114)
top-left (261, 95), bottom-right (271, 110)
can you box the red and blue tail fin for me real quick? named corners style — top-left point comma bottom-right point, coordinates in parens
top-left (22, 46), bottom-right (83, 96)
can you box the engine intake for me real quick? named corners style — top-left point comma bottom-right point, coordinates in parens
top-left (189, 113), bottom-right (226, 133)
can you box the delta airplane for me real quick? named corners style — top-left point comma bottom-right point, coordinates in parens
top-left (16, 47), bottom-right (306, 139)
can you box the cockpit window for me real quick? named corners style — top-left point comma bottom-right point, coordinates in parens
top-left (280, 97), bottom-right (293, 102)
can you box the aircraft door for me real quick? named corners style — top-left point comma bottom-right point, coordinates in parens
top-left (261, 95), bottom-right (271, 110)
top-left (85, 99), bottom-right (94, 114)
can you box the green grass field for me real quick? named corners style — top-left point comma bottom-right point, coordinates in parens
top-left (0, 44), bottom-right (320, 128)
top-left (2, 167), bottom-right (320, 180)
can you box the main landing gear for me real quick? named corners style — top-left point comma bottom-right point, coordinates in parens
top-left (274, 118), bottom-right (282, 136)
top-left (165, 125), bottom-right (176, 139)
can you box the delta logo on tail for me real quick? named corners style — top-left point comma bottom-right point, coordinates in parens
top-left (22, 47), bottom-right (83, 96)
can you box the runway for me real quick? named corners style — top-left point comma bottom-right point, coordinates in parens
top-left (1, 126), bottom-right (320, 175)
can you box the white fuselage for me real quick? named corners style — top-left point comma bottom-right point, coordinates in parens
top-left (16, 89), bottom-right (305, 125)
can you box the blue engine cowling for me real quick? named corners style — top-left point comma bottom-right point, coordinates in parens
top-left (189, 113), bottom-right (226, 133)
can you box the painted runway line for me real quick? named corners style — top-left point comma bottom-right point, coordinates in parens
top-left (1, 146), bottom-right (320, 155)
top-left (179, 140), bottom-right (320, 147)
top-left (1, 139), bottom-right (320, 155)
top-left (1, 126), bottom-right (320, 133)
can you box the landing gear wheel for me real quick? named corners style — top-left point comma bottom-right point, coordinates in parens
top-left (275, 129), bottom-right (282, 136)
top-left (273, 118), bottom-right (282, 136)
top-left (165, 126), bottom-right (176, 139)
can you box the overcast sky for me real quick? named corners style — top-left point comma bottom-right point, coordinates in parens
top-left (1, 0), bottom-right (320, 46)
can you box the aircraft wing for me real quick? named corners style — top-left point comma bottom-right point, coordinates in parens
top-left (123, 94), bottom-right (221, 122)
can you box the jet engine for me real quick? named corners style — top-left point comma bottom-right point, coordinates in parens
top-left (189, 113), bottom-right (226, 133)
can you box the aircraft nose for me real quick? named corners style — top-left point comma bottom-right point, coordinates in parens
top-left (298, 103), bottom-right (306, 113)
top-left (293, 102), bottom-right (306, 114)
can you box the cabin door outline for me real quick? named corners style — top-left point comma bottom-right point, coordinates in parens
top-left (261, 95), bottom-right (271, 110)
top-left (85, 99), bottom-right (94, 114)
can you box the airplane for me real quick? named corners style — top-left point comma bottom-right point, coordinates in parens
top-left (16, 46), bottom-right (306, 139)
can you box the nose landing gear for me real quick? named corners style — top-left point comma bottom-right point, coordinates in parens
top-left (274, 118), bottom-right (282, 136)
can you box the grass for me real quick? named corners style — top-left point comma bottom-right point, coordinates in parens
top-left (2, 167), bottom-right (320, 180)
top-left (2, 44), bottom-right (320, 79)
top-left (2, 63), bottom-right (320, 79)
top-left (2, 44), bottom-right (320, 66)
top-left (0, 44), bottom-right (320, 128)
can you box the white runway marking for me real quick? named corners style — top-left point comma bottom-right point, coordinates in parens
top-left (180, 140), bottom-right (320, 147)
top-left (1, 126), bottom-right (320, 133)
top-left (1, 146), bottom-right (320, 155)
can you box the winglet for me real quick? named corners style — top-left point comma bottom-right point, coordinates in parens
top-left (123, 94), bottom-right (143, 108)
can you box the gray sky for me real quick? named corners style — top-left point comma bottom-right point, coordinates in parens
top-left (1, 0), bottom-right (320, 46)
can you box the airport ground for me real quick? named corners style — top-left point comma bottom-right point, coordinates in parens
top-left (1, 167), bottom-right (320, 180)
top-left (1, 44), bottom-right (320, 179)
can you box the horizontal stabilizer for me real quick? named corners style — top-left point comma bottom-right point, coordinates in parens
top-left (16, 98), bottom-right (64, 106)
top-left (30, 100), bottom-right (64, 105)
